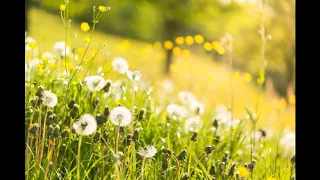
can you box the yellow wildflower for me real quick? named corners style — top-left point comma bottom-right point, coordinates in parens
top-left (244, 73), bottom-right (252, 82)
top-left (81, 22), bottom-right (90, 32)
top-left (237, 166), bottom-right (249, 177)
top-left (185, 35), bottom-right (194, 45)
top-left (164, 40), bottom-right (173, 50)
top-left (60, 4), bottom-right (66, 11)
top-left (173, 47), bottom-right (181, 55)
top-left (194, 35), bottom-right (204, 44)
top-left (204, 42), bottom-right (212, 51)
top-left (175, 37), bottom-right (184, 45)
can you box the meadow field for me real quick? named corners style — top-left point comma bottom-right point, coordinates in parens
top-left (25, 2), bottom-right (295, 180)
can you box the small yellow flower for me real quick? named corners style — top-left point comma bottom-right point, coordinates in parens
top-left (267, 177), bottom-right (277, 180)
top-left (164, 40), bottom-right (173, 50)
top-left (38, 68), bottom-right (46, 75)
top-left (212, 41), bottom-right (225, 54)
top-left (237, 166), bottom-right (249, 177)
top-left (279, 98), bottom-right (287, 109)
top-left (81, 22), bottom-right (90, 32)
top-left (99, 6), bottom-right (107, 12)
top-left (43, 55), bottom-right (51, 62)
top-left (175, 37), bottom-right (185, 45)
top-left (84, 37), bottom-right (90, 43)
top-left (49, 64), bottom-right (56, 69)
top-left (194, 35), bottom-right (204, 44)
top-left (233, 72), bottom-right (241, 79)
top-left (185, 36), bottom-right (194, 45)
top-left (181, 49), bottom-right (191, 56)
top-left (27, 42), bottom-right (37, 49)
top-left (78, 48), bottom-right (84, 55)
top-left (36, 64), bottom-right (43, 69)
top-left (60, 4), bottom-right (66, 11)
top-left (173, 47), bottom-right (181, 55)
top-left (170, 64), bottom-right (178, 72)
top-left (122, 40), bottom-right (131, 48)
top-left (154, 41), bottom-right (162, 49)
top-left (91, 49), bottom-right (97, 55)
top-left (161, 118), bottom-right (167, 125)
top-left (204, 42), bottom-right (212, 51)
top-left (244, 72), bottom-right (252, 82)
top-left (289, 94), bottom-right (295, 105)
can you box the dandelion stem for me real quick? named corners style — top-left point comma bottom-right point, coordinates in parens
top-left (172, 155), bottom-right (181, 180)
top-left (39, 106), bottom-right (50, 164)
top-left (131, 82), bottom-right (135, 135)
top-left (115, 125), bottom-right (120, 153)
top-left (44, 140), bottom-right (53, 180)
top-left (77, 135), bottom-right (83, 180)
top-left (35, 104), bottom-right (43, 173)
top-left (141, 156), bottom-right (146, 180)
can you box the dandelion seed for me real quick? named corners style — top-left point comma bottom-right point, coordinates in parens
top-left (81, 22), bottom-right (90, 32)
top-left (178, 91), bottom-right (195, 105)
top-left (42, 90), bottom-right (58, 107)
top-left (109, 106), bottom-right (131, 127)
top-left (166, 104), bottom-right (187, 121)
top-left (138, 146), bottom-right (157, 158)
top-left (53, 41), bottom-right (71, 57)
top-left (73, 114), bottom-right (97, 136)
top-left (84, 75), bottom-right (105, 92)
top-left (184, 116), bottom-right (203, 133)
top-left (127, 70), bottom-right (141, 82)
top-left (112, 57), bottom-right (129, 74)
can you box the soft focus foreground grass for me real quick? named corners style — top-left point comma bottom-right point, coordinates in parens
top-left (29, 8), bottom-right (295, 130)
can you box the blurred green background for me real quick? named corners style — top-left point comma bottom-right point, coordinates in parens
top-left (27, 0), bottom-right (295, 98)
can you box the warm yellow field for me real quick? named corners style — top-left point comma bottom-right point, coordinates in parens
top-left (28, 8), bottom-right (295, 130)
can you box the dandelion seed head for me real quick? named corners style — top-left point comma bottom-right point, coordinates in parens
top-left (178, 91), bottom-right (195, 105)
top-left (42, 90), bottom-right (58, 107)
top-left (280, 132), bottom-right (295, 156)
top-left (190, 100), bottom-right (205, 115)
top-left (53, 41), bottom-right (71, 56)
top-left (73, 114), bottom-right (97, 136)
top-left (127, 70), bottom-right (141, 82)
top-left (184, 116), bottom-right (203, 133)
top-left (112, 57), bottom-right (129, 74)
top-left (110, 106), bottom-right (131, 127)
top-left (84, 75), bottom-right (105, 92)
top-left (138, 146), bottom-right (157, 158)
top-left (162, 79), bottom-right (174, 93)
top-left (166, 104), bottom-right (187, 121)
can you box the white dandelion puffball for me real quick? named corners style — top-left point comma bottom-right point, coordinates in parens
top-left (28, 58), bottom-right (42, 71)
top-left (112, 57), bottom-right (129, 74)
top-left (166, 104), bottom-right (187, 121)
top-left (127, 70), bottom-right (142, 82)
top-left (42, 90), bottom-right (58, 107)
top-left (110, 106), bottom-right (131, 127)
top-left (84, 75), bottom-right (106, 92)
top-left (280, 132), bottom-right (295, 156)
top-left (162, 79), bottom-right (174, 93)
top-left (190, 100), bottom-right (205, 115)
top-left (178, 91), bottom-right (195, 105)
top-left (53, 41), bottom-right (71, 56)
top-left (215, 110), bottom-right (232, 124)
top-left (184, 116), bottom-right (203, 133)
top-left (138, 146), bottom-right (157, 158)
top-left (73, 114), bottom-right (97, 136)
